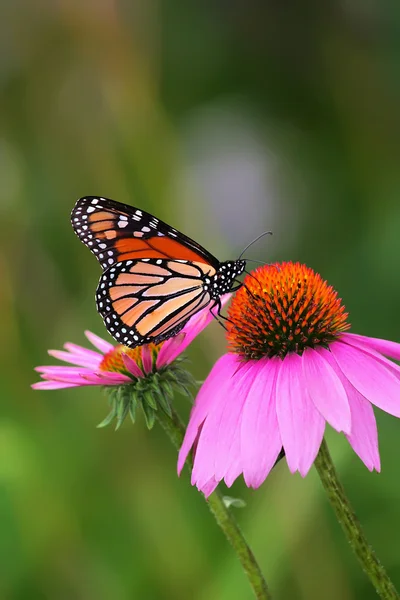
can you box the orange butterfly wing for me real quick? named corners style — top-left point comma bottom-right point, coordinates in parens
top-left (71, 196), bottom-right (219, 270)
top-left (96, 259), bottom-right (215, 347)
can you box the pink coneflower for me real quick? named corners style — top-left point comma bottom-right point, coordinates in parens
top-left (178, 262), bottom-right (400, 496)
top-left (33, 301), bottom-right (227, 428)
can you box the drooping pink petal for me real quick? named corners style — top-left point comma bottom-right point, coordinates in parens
top-left (35, 366), bottom-right (90, 377)
top-left (303, 348), bottom-right (351, 434)
top-left (330, 341), bottom-right (400, 418)
top-left (84, 330), bottom-right (114, 354)
top-left (36, 366), bottom-right (96, 384)
top-left (188, 356), bottom-right (247, 488)
top-left (341, 335), bottom-right (400, 379)
top-left (343, 333), bottom-right (400, 362)
top-left (156, 333), bottom-right (186, 368)
top-left (240, 357), bottom-right (282, 488)
top-left (31, 380), bottom-right (80, 390)
top-left (200, 477), bottom-right (219, 497)
top-left (191, 376), bottom-right (234, 489)
top-left (276, 353), bottom-right (325, 476)
top-left (223, 450), bottom-right (243, 489)
top-left (323, 352), bottom-right (380, 471)
top-left (121, 353), bottom-right (144, 378)
top-left (141, 345), bottom-right (153, 374)
top-left (178, 353), bottom-right (238, 475)
top-left (172, 294), bottom-right (231, 363)
top-left (47, 350), bottom-right (101, 369)
top-left (38, 373), bottom-right (92, 385)
top-left (63, 342), bottom-right (104, 360)
top-left (81, 371), bottom-right (132, 385)
top-left (213, 361), bottom-right (255, 482)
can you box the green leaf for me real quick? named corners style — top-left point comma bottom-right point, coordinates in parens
top-left (115, 394), bottom-right (131, 430)
top-left (222, 496), bottom-right (247, 509)
top-left (129, 397), bottom-right (137, 423)
top-left (97, 406), bottom-right (117, 429)
top-left (173, 380), bottom-right (193, 399)
top-left (154, 389), bottom-right (172, 417)
top-left (143, 390), bottom-right (157, 410)
top-left (141, 400), bottom-right (156, 429)
top-left (160, 379), bottom-right (174, 400)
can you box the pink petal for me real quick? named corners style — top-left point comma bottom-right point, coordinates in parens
top-left (341, 335), bottom-right (400, 379)
top-left (36, 366), bottom-right (89, 376)
top-left (178, 353), bottom-right (238, 475)
top-left (343, 333), bottom-right (400, 362)
top-left (122, 353), bottom-right (144, 378)
top-left (346, 395), bottom-right (381, 472)
top-left (276, 354), bottom-right (325, 476)
top-left (36, 366), bottom-right (96, 384)
top-left (223, 450), bottom-right (243, 488)
top-left (191, 377), bottom-right (234, 489)
top-left (241, 357), bottom-right (282, 488)
top-left (156, 333), bottom-right (186, 368)
top-left (47, 350), bottom-right (101, 369)
top-left (212, 361), bottom-right (256, 482)
top-left (193, 360), bottom-right (270, 490)
top-left (63, 342), bottom-right (104, 360)
top-left (32, 381), bottom-right (80, 390)
top-left (141, 345), bottom-right (153, 374)
top-left (187, 357), bottom-right (244, 488)
top-left (303, 348), bottom-right (351, 434)
top-left (41, 375), bottom-right (91, 385)
top-left (84, 330), bottom-right (114, 354)
top-left (81, 371), bottom-right (131, 385)
top-left (199, 478), bottom-right (219, 498)
top-left (325, 353), bottom-right (380, 471)
top-left (330, 341), bottom-right (400, 418)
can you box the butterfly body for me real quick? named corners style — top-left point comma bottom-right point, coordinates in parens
top-left (71, 196), bottom-right (245, 348)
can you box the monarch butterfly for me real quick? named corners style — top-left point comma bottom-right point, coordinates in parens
top-left (71, 196), bottom-right (246, 348)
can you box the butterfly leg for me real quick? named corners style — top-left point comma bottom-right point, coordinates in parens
top-left (235, 277), bottom-right (260, 300)
top-left (230, 282), bottom-right (243, 292)
top-left (209, 300), bottom-right (229, 331)
top-left (209, 298), bottom-right (239, 328)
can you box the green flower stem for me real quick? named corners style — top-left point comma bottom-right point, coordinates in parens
top-left (156, 406), bottom-right (272, 600)
top-left (314, 438), bottom-right (399, 599)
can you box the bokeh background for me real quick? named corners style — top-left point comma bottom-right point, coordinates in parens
top-left (2, 1), bottom-right (400, 598)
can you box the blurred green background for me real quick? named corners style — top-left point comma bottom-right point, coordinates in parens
top-left (1, 1), bottom-right (400, 598)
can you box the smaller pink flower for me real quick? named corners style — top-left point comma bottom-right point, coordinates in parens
top-left (33, 300), bottom-right (227, 391)
top-left (178, 262), bottom-right (400, 497)
top-left (33, 298), bottom-right (230, 427)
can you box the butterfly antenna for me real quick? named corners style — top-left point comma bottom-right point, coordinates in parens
top-left (238, 231), bottom-right (272, 260)
top-left (245, 258), bottom-right (268, 266)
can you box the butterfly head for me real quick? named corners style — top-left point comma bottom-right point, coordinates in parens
top-left (210, 260), bottom-right (246, 298)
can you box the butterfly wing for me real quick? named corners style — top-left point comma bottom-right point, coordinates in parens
top-left (96, 258), bottom-right (215, 347)
top-left (71, 196), bottom-right (219, 271)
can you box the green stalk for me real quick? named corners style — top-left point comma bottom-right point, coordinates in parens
top-left (156, 406), bottom-right (272, 600)
top-left (314, 438), bottom-right (399, 599)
